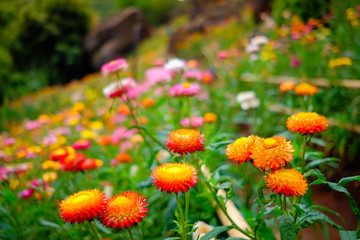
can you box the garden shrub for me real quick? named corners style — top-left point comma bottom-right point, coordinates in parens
top-left (0, 0), bottom-right (93, 104)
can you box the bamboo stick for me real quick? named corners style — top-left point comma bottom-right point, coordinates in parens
top-left (241, 73), bottom-right (360, 89)
top-left (201, 165), bottom-right (251, 239)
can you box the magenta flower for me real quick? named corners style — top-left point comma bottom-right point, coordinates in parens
top-left (290, 55), bottom-right (301, 68)
top-left (145, 67), bottom-right (172, 85)
top-left (112, 127), bottom-right (137, 144)
top-left (0, 167), bottom-right (9, 181)
top-left (169, 82), bottom-right (201, 97)
top-left (3, 137), bottom-right (16, 146)
top-left (25, 120), bottom-right (42, 130)
top-left (180, 116), bottom-right (205, 128)
top-left (42, 134), bottom-right (58, 146)
top-left (217, 50), bottom-right (229, 60)
top-left (101, 58), bottom-right (129, 75)
top-left (103, 78), bottom-right (136, 98)
top-left (72, 139), bottom-right (91, 150)
top-left (183, 70), bottom-right (202, 81)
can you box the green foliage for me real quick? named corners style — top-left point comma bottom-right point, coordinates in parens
top-left (272, 0), bottom-right (330, 24)
top-left (279, 217), bottom-right (297, 240)
top-left (0, 0), bottom-right (93, 104)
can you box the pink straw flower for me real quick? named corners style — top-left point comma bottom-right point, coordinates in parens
top-left (72, 139), bottom-right (91, 150)
top-left (103, 78), bottom-right (136, 98)
top-left (169, 82), bottom-right (201, 97)
top-left (101, 58), bottom-right (129, 76)
top-left (145, 67), bottom-right (172, 85)
top-left (290, 55), bottom-right (301, 68)
top-left (183, 70), bottom-right (202, 81)
top-left (180, 116), bottom-right (205, 128)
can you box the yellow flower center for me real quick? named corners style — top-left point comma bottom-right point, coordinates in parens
top-left (166, 166), bottom-right (182, 174)
top-left (264, 138), bottom-right (277, 148)
top-left (296, 112), bottom-right (318, 119)
top-left (113, 196), bottom-right (131, 206)
top-left (72, 193), bottom-right (92, 204)
top-left (183, 82), bottom-right (191, 88)
top-left (233, 137), bottom-right (247, 147)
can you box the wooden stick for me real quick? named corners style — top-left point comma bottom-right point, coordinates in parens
top-left (201, 165), bottom-right (251, 239)
top-left (241, 73), bottom-right (360, 89)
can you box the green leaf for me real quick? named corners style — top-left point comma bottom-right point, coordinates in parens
top-left (215, 182), bottom-right (232, 190)
top-left (305, 158), bottom-right (340, 171)
top-left (339, 230), bottom-right (356, 240)
top-left (310, 205), bottom-right (345, 224)
top-left (226, 238), bottom-right (249, 240)
top-left (310, 137), bottom-right (327, 147)
top-left (326, 182), bottom-right (360, 224)
top-left (200, 225), bottom-right (233, 240)
top-left (206, 141), bottom-right (233, 151)
top-left (38, 219), bottom-right (61, 230)
top-left (95, 220), bottom-right (112, 234)
top-left (163, 237), bottom-right (181, 240)
top-left (338, 176), bottom-right (360, 186)
top-left (279, 217), bottom-right (297, 240)
top-left (257, 177), bottom-right (266, 204)
top-left (305, 169), bottom-right (326, 181)
top-left (215, 182), bottom-right (235, 200)
top-left (255, 219), bottom-right (276, 240)
top-left (295, 209), bottom-right (343, 231)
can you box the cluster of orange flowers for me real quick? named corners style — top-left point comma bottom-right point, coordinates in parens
top-left (59, 189), bottom-right (149, 229)
top-left (225, 111), bottom-right (328, 198)
top-left (279, 81), bottom-right (318, 96)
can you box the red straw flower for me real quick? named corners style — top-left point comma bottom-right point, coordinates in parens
top-left (151, 162), bottom-right (198, 194)
top-left (59, 189), bottom-right (107, 224)
top-left (101, 191), bottom-right (148, 229)
top-left (166, 129), bottom-right (204, 156)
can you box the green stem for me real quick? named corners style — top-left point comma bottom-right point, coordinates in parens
top-left (300, 135), bottom-right (307, 174)
top-left (185, 191), bottom-right (190, 239)
top-left (281, 195), bottom-right (288, 216)
top-left (127, 228), bottom-right (134, 240)
top-left (186, 97), bottom-right (192, 128)
top-left (175, 194), bottom-right (187, 240)
top-left (193, 160), bottom-right (255, 239)
top-left (87, 221), bottom-right (102, 240)
top-left (129, 125), bottom-right (167, 150)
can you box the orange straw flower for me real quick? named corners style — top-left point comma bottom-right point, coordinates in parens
top-left (59, 189), bottom-right (107, 224)
top-left (279, 81), bottom-right (295, 92)
top-left (265, 168), bottom-right (308, 198)
top-left (204, 112), bottom-right (218, 123)
top-left (286, 112), bottom-right (329, 135)
top-left (294, 83), bottom-right (318, 96)
top-left (151, 162), bottom-right (198, 194)
top-left (225, 135), bottom-right (260, 164)
top-left (101, 191), bottom-right (148, 229)
top-left (252, 136), bottom-right (295, 171)
top-left (166, 129), bottom-right (204, 156)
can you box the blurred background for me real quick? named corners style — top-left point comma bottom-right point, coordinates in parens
top-left (1, 0), bottom-right (345, 105)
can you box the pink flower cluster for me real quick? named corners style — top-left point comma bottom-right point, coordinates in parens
top-left (169, 83), bottom-right (201, 97)
top-left (101, 58), bottom-right (129, 76)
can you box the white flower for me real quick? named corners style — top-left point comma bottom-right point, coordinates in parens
top-left (193, 221), bottom-right (215, 240)
top-left (245, 44), bottom-right (260, 53)
top-left (236, 91), bottom-right (260, 110)
top-left (156, 149), bottom-right (171, 163)
top-left (164, 58), bottom-right (186, 72)
top-left (250, 35), bottom-right (269, 46)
